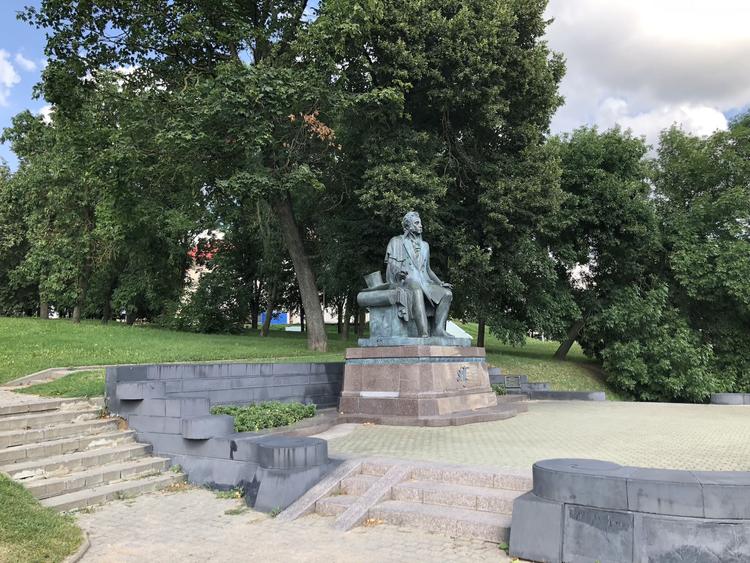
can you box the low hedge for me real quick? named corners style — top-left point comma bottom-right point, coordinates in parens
top-left (211, 401), bottom-right (316, 432)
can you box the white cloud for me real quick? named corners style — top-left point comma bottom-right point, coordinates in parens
top-left (545, 0), bottom-right (750, 144)
top-left (38, 104), bottom-right (54, 124)
top-left (0, 50), bottom-right (21, 106)
top-left (14, 53), bottom-right (37, 72)
top-left (595, 99), bottom-right (728, 148)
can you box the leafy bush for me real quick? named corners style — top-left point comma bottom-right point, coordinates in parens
top-left (211, 401), bottom-right (316, 432)
top-left (165, 266), bottom-right (253, 334)
top-left (491, 384), bottom-right (507, 396)
top-left (582, 285), bottom-right (718, 402)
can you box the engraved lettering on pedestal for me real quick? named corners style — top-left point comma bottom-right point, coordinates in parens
top-left (456, 366), bottom-right (469, 386)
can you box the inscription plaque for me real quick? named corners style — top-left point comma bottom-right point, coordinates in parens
top-left (563, 505), bottom-right (634, 563)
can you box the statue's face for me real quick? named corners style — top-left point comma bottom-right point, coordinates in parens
top-left (407, 215), bottom-right (423, 235)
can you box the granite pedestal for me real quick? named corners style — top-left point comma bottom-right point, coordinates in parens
top-left (338, 345), bottom-right (521, 426)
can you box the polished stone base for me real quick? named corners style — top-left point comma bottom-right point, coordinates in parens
top-left (357, 336), bottom-right (472, 347)
top-left (339, 346), bottom-right (522, 426)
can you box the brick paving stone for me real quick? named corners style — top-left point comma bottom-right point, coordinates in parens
top-left (76, 488), bottom-right (507, 562)
top-left (328, 400), bottom-right (750, 471)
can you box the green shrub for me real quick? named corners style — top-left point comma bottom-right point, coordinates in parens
top-left (211, 401), bottom-right (316, 432)
top-left (582, 285), bottom-right (718, 402)
top-left (491, 384), bottom-right (507, 396)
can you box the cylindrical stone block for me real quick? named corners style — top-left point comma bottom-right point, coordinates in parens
top-left (256, 436), bottom-right (328, 469)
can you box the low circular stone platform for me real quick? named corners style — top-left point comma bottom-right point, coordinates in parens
top-left (511, 458), bottom-right (750, 562)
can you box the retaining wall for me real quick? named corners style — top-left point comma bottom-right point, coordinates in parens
top-left (510, 458), bottom-right (750, 562)
top-left (104, 362), bottom-right (343, 508)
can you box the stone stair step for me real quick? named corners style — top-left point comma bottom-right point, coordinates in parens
top-left (495, 394), bottom-right (528, 404)
top-left (392, 480), bottom-right (523, 514)
top-left (0, 408), bottom-right (101, 432)
top-left (315, 494), bottom-right (359, 517)
top-left (40, 472), bottom-right (185, 512)
top-left (409, 465), bottom-right (532, 492)
top-left (1, 442), bottom-right (151, 480)
top-left (27, 457), bottom-right (171, 499)
top-left (340, 474), bottom-right (380, 496)
top-left (0, 418), bottom-right (119, 449)
top-left (360, 460), bottom-right (392, 477)
top-left (0, 430), bottom-right (135, 464)
top-left (0, 399), bottom-right (67, 417)
top-left (361, 460), bottom-right (531, 491)
top-left (369, 500), bottom-right (512, 543)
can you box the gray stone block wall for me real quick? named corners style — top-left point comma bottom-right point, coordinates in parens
top-left (106, 361), bottom-right (344, 415)
top-left (510, 458), bottom-right (750, 562)
top-left (489, 372), bottom-right (605, 401)
top-left (105, 361), bottom-right (342, 509)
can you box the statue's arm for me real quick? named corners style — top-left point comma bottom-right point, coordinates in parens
top-left (425, 244), bottom-right (452, 288)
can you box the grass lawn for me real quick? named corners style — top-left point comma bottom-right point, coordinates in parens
top-left (465, 326), bottom-right (620, 398)
top-left (2, 317), bottom-right (618, 397)
top-left (0, 318), bottom-right (353, 386)
top-left (0, 474), bottom-right (83, 562)
top-left (15, 370), bottom-right (106, 398)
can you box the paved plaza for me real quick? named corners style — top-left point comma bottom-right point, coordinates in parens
top-left (76, 487), bottom-right (507, 562)
top-left (71, 399), bottom-right (750, 561)
top-left (327, 400), bottom-right (750, 471)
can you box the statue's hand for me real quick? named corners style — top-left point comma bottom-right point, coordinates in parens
top-left (397, 270), bottom-right (408, 281)
top-left (441, 281), bottom-right (453, 289)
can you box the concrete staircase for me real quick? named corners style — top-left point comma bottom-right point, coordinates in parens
top-left (0, 397), bottom-right (184, 511)
top-left (282, 458), bottom-right (531, 543)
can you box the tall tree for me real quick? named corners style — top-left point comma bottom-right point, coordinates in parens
top-left (305, 0), bottom-right (569, 344)
top-left (550, 127), bottom-right (660, 359)
top-left (24, 0), bottom-right (331, 350)
top-left (654, 114), bottom-right (750, 391)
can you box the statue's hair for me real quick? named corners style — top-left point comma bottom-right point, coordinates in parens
top-left (402, 211), bottom-right (421, 232)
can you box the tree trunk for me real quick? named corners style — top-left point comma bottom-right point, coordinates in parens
top-left (251, 280), bottom-right (261, 330)
top-left (336, 301), bottom-right (343, 334)
top-left (300, 305), bottom-right (305, 332)
top-left (126, 311), bottom-right (136, 325)
top-left (342, 293), bottom-right (353, 341)
top-left (261, 284), bottom-right (276, 337)
top-left (477, 316), bottom-right (486, 348)
top-left (102, 299), bottom-right (112, 324)
top-left (72, 261), bottom-right (91, 324)
top-left (271, 193), bottom-right (327, 351)
top-left (39, 299), bottom-right (49, 320)
top-left (554, 317), bottom-right (586, 360)
top-left (101, 280), bottom-right (115, 324)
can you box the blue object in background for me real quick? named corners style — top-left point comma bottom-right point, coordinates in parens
top-left (259, 311), bottom-right (288, 325)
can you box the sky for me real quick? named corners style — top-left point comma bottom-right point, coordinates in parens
top-left (0, 0), bottom-right (749, 168)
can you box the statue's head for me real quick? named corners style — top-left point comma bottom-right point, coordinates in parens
top-left (402, 211), bottom-right (422, 235)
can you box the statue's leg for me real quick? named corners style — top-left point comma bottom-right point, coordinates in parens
top-left (432, 289), bottom-right (453, 337)
top-left (404, 280), bottom-right (430, 337)
top-left (412, 290), bottom-right (430, 337)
